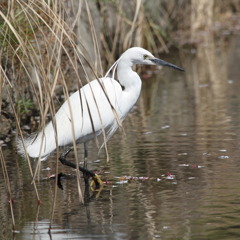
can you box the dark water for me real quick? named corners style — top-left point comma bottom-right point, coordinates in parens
top-left (1, 35), bottom-right (240, 240)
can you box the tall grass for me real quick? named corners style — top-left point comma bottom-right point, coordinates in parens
top-left (0, 0), bottom-right (99, 231)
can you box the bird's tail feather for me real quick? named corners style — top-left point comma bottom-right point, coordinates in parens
top-left (17, 123), bottom-right (56, 161)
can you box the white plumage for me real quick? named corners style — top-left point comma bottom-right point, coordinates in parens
top-left (18, 47), bottom-right (184, 160)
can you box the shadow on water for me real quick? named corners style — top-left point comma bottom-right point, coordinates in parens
top-left (1, 34), bottom-right (240, 240)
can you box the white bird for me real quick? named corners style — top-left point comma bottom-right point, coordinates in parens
top-left (18, 47), bottom-right (184, 186)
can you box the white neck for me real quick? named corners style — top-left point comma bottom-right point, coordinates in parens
top-left (117, 58), bottom-right (142, 93)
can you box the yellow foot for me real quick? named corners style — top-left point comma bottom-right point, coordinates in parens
top-left (90, 174), bottom-right (103, 191)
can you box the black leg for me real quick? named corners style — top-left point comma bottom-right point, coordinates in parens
top-left (84, 142), bottom-right (88, 160)
top-left (57, 172), bottom-right (66, 190)
top-left (83, 142), bottom-right (89, 185)
top-left (58, 147), bottom-right (102, 189)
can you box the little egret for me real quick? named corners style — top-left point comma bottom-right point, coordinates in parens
top-left (18, 47), bottom-right (184, 187)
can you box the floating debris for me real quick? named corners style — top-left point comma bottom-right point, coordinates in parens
top-left (218, 155), bottom-right (230, 159)
top-left (94, 159), bottom-right (101, 163)
top-left (104, 180), bottom-right (110, 185)
top-left (143, 131), bottom-right (152, 135)
top-left (161, 125), bottom-right (170, 129)
top-left (42, 167), bottom-right (51, 171)
top-left (179, 164), bottom-right (189, 167)
top-left (46, 171), bottom-right (177, 187)
top-left (165, 172), bottom-right (175, 180)
top-left (139, 176), bottom-right (151, 180)
top-left (45, 174), bottom-right (56, 180)
top-left (178, 152), bottom-right (188, 156)
top-left (116, 180), bottom-right (128, 184)
top-left (113, 172), bottom-right (176, 184)
top-left (179, 164), bottom-right (205, 169)
top-left (203, 152), bottom-right (211, 156)
top-left (163, 226), bottom-right (170, 230)
top-left (166, 175), bottom-right (175, 180)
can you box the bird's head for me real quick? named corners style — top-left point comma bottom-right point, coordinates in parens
top-left (121, 47), bottom-right (184, 72)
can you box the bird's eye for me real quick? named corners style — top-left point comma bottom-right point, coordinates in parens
top-left (143, 54), bottom-right (149, 60)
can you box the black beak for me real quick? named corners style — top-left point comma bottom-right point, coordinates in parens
top-left (150, 58), bottom-right (184, 72)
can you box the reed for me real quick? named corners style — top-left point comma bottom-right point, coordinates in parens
top-left (0, 147), bottom-right (15, 231)
top-left (0, 0), bottom-right (92, 231)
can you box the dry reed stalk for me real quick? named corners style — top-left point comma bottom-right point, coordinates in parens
top-left (0, 1), bottom-right (91, 231)
top-left (123, 0), bottom-right (142, 49)
top-left (84, 0), bottom-right (103, 76)
top-left (6, 84), bottom-right (41, 201)
top-left (0, 147), bottom-right (16, 231)
top-left (0, 2), bottom-right (42, 202)
top-left (20, 0), bottom-right (109, 180)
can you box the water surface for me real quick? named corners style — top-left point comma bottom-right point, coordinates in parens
top-left (1, 35), bottom-right (240, 240)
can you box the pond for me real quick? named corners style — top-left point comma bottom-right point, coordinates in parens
top-left (1, 34), bottom-right (240, 240)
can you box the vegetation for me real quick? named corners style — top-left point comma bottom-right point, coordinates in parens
top-left (0, 0), bottom-right (239, 232)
